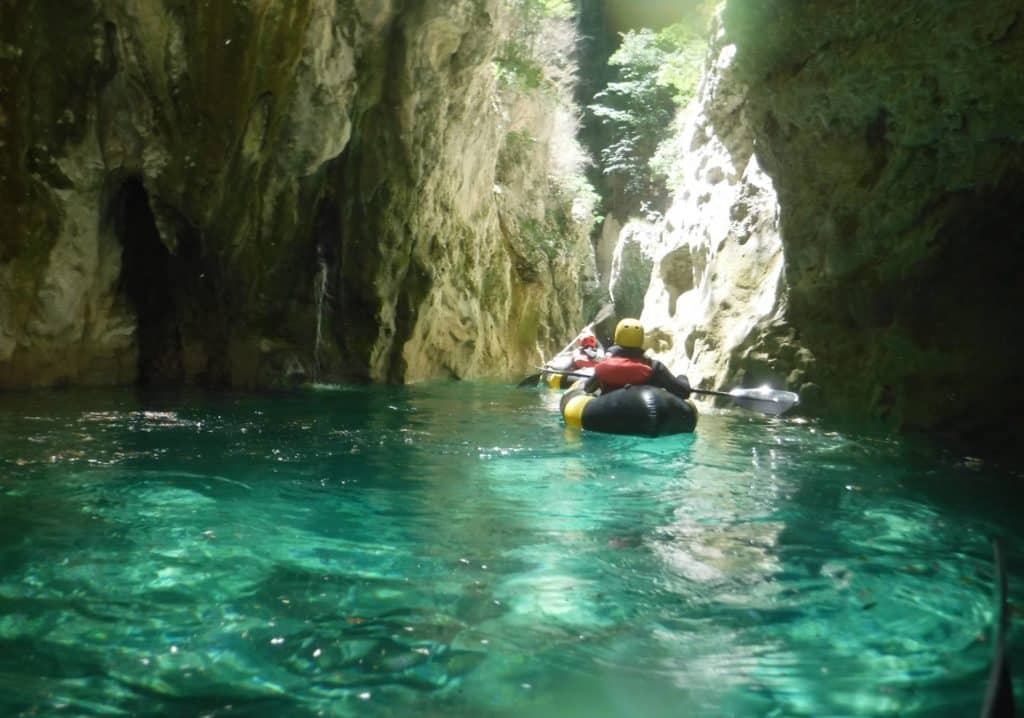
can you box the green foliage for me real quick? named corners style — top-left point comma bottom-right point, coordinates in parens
top-left (508, 0), bottom-right (573, 22)
top-left (653, 23), bottom-right (707, 105)
top-left (495, 0), bottom-right (576, 91)
top-left (494, 42), bottom-right (546, 90)
top-left (520, 217), bottom-right (559, 260)
top-left (649, 115), bottom-right (689, 193)
top-left (517, 182), bottom-right (594, 264)
top-left (496, 130), bottom-right (537, 179)
top-left (589, 22), bottom-right (707, 213)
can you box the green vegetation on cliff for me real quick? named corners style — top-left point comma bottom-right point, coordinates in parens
top-left (494, 0), bottom-right (599, 254)
top-left (587, 18), bottom-right (709, 217)
top-left (494, 0), bottom-right (575, 91)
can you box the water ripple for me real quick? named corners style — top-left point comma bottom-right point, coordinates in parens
top-left (0, 385), bottom-right (1018, 717)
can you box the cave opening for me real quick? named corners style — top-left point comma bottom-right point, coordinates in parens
top-left (113, 178), bottom-right (184, 386)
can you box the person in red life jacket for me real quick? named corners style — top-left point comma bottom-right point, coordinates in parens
top-left (583, 318), bottom-right (691, 399)
top-left (570, 331), bottom-right (603, 370)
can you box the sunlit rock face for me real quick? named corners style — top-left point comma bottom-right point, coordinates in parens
top-left (638, 29), bottom-right (793, 406)
top-left (0, 1), bottom-right (594, 388)
top-left (644, 2), bottom-right (1023, 446)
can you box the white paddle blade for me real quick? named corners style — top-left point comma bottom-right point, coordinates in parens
top-left (728, 386), bottom-right (800, 416)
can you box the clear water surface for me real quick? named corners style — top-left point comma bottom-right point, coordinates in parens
top-left (0, 383), bottom-right (1020, 717)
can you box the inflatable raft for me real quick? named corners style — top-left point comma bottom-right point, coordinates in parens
top-left (543, 366), bottom-right (593, 390)
top-left (559, 384), bottom-right (697, 436)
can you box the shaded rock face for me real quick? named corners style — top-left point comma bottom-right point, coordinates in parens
top-left (720, 0), bottom-right (1024, 445)
top-left (644, 1), bottom-right (1023, 447)
top-left (0, 0), bottom-right (595, 388)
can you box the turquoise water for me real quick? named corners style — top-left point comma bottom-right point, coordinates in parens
top-left (0, 383), bottom-right (1020, 717)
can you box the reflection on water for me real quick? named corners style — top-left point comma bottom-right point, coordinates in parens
top-left (0, 384), bottom-right (1020, 717)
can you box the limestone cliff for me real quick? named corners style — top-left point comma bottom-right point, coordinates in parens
top-left (635, 27), bottom-right (792, 409)
top-left (640, 1), bottom-right (1024, 447)
top-left (0, 0), bottom-right (596, 388)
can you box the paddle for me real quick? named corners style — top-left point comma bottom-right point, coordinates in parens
top-left (980, 539), bottom-right (1015, 718)
top-left (516, 373), bottom-right (545, 388)
top-left (691, 386), bottom-right (800, 416)
top-left (536, 367), bottom-right (800, 416)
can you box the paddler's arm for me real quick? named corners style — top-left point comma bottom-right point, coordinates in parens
top-left (650, 360), bottom-right (691, 399)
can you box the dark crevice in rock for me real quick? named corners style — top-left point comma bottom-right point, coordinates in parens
top-left (170, 210), bottom-right (233, 388)
top-left (859, 109), bottom-right (890, 188)
top-left (114, 178), bottom-right (184, 387)
top-left (329, 9), bottom-right (422, 383)
top-left (992, 9), bottom-right (1021, 45)
top-left (312, 193), bottom-right (340, 282)
top-left (101, 21), bottom-right (119, 78)
top-left (389, 255), bottom-right (432, 383)
top-left (902, 173), bottom-right (1024, 433)
top-left (328, 145), bottom-right (379, 382)
top-left (787, 40), bottom-right (832, 78)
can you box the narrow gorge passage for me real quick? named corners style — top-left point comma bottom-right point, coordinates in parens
top-left (0, 2), bottom-right (1021, 714)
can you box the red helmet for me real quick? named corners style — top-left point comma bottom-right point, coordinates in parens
top-left (580, 334), bottom-right (598, 349)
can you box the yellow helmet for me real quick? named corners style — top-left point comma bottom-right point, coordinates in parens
top-left (613, 318), bottom-right (644, 349)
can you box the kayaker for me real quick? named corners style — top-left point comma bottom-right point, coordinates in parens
top-left (583, 318), bottom-right (691, 400)
top-left (570, 331), bottom-right (603, 370)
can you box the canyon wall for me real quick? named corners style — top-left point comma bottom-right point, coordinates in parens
top-left (636, 34), bottom-right (790, 406)
top-left (0, 0), bottom-right (596, 388)
top-left (6, 0), bottom-right (1022, 448)
top-left (640, 1), bottom-right (1023, 446)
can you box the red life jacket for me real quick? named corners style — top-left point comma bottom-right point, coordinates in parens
top-left (594, 356), bottom-right (652, 392)
top-left (571, 348), bottom-right (599, 369)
